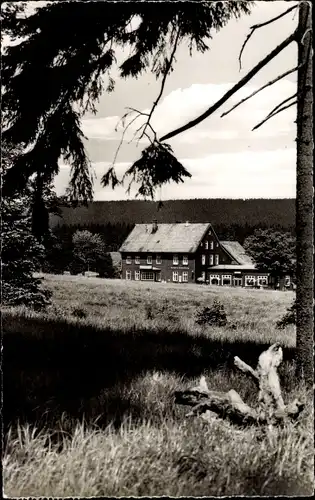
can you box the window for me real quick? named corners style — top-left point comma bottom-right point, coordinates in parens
top-left (141, 271), bottom-right (154, 281)
top-left (285, 275), bottom-right (291, 287)
top-left (210, 274), bottom-right (220, 285)
top-left (126, 256), bottom-right (132, 264)
top-left (208, 230), bottom-right (212, 236)
top-left (209, 254), bottom-right (214, 265)
top-left (135, 256), bottom-right (140, 264)
top-left (222, 274), bottom-right (232, 286)
top-left (216, 242), bottom-right (219, 248)
top-left (126, 270), bottom-right (131, 280)
top-left (205, 241), bottom-right (209, 249)
top-left (156, 255), bottom-right (162, 264)
top-left (182, 271), bottom-right (188, 282)
top-left (201, 254), bottom-right (206, 265)
top-left (182, 255), bottom-right (188, 265)
top-left (147, 255), bottom-right (152, 265)
top-left (215, 254), bottom-right (219, 265)
top-left (173, 271), bottom-right (179, 282)
top-left (173, 254), bottom-right (179, 265)
top-left (210, 241), bottom-right (214, 250)
top-left (245, 275), bottom-right (256, 287)
top-left (135, 270), bottom-right (140, 281)
top-left (257, 275), bottom-right (268, 286)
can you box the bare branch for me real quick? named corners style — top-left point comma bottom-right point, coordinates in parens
top-left (111, 111), bottom-right (143, 167)
top-left (252, 100), bottom-right (297, 131)
top-left (138, 26), bottom-right (181, 141)
top-left (239, 4), bottom-right (298, 70)
top-left (160, 31), bottom-right (297, 143)
top-left (126, 106), bottom-right (149, 118)
top-left (266, 92), bottom-right (298, 117)
top-left (221, 66), bottom-right (299, 118)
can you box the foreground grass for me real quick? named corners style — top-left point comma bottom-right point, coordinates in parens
top-left (4, 275), bottom-right (313, 496)
top-left (4, 370), bottom-right (313, 497)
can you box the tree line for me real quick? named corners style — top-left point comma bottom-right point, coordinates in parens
top-left (50, 199), bottom-right (296, 232)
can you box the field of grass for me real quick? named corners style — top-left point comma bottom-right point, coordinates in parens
top-left (3, 274), bottom-right (313, 496)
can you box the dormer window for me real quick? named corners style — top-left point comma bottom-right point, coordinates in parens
top-left (156, 255), bottom-right (162, 264)
top-left (173, 254), bottom-right (179, 265)
top-left (182, 255), bottom-right (188, 265)
top-left (126, 256), bottom-right (132, 264)
top-left (147, 255), bottom-right (152, 264)
top-left (135, 256), bottom-right (140, 264)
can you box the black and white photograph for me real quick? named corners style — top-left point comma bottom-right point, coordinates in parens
top-left (1, 0), bottom-right (313, 496)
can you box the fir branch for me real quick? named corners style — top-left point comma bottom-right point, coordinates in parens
top-left (221, 66), bottom-right (300, 118)
top-left (160, 31), bottom-right (297, 143)
top-left (138, 26), bottom-right (181, 141)
top-left (239, 4), bottom-right (298, 70)
top-left (252, 100), bottom-right (297, 131)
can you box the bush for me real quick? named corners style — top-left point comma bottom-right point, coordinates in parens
top-left (276, 299), bottom-right (296, 329)
top-left (72, 307), bottom-right (87, 319)
top-left (195, 300), bottom-right (227, 327)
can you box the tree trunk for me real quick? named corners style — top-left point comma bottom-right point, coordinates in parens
top-left (295, 3), bottom-right (314, 388)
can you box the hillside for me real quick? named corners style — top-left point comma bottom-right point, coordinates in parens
top-left (50, 198), bottom-right (295, 230)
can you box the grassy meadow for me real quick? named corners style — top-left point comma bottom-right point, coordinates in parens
top-left (3, 274), bottom-right (314, 496)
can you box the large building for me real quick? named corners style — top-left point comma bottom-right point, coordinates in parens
top-left (119, 221), bottom-right (272, 287)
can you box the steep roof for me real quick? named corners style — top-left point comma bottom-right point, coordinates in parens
top-left (220, 241), bottom-right (255, 266)
top-left (119, 223), bottom-right (211, 253)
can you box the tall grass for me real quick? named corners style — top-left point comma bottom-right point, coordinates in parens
top-left (3, 274), bottom-right (313, 496)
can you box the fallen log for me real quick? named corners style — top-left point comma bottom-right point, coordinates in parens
top-left (174, 343), bottom-right (304, 426)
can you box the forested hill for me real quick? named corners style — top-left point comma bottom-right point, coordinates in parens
top-left (50, 199), bottom-right (295, 230)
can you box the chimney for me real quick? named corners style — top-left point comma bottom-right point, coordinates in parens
top-left (152, 220), bottom-right (158, 233)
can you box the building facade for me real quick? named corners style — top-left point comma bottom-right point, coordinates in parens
top-left (119, 221), bottom-right (274, 287)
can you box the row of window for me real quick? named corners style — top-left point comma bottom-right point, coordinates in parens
top-left (125, 255), bottom-right (189, 265)
top-left (126, 270), bottom-right (155, 280)
top-left (202, 254), bottom-right (219, 265)
top-left (201, 241), bottom-right (219, 250)
top-left (125, 270), bottom-right (189, 282)
top-left (202, 274), bottom-right (269, 285)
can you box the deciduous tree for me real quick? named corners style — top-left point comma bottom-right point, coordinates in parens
top-left (243, 230), bottom-right (296, 287)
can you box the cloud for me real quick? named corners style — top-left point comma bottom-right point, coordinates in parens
top-left (81, 79), bottom-right (297, 147)
top-left (55, 147), bottom-right (296, 201)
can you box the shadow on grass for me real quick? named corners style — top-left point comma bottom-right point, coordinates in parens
top-left (3, 310), bottom-right (296, 433)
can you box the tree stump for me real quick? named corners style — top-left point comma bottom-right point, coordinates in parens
top-left (174, 343), bottom-right (304, 426)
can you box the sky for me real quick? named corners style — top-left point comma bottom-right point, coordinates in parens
top-left (11, 1), bottom-right (299, 200)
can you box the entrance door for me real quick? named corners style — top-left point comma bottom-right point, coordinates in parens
top-left (155, 271), bottom-right (161, 282)
top-left (233, 277), bottom-right (242, 287)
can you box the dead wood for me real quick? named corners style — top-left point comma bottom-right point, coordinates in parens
top-left (174, 344), bottom-right (304, 426)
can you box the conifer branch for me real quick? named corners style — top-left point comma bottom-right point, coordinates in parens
top-left (138, 26), bottom-right (181, 141)
top-left (239, 4), bottom-right (298, 70)
top-left (160, 31), bottom-right (297, 143)
top-left (221, 66), bottom-right (300, 118)
top-left (252, 100), bottom-right (297, 131)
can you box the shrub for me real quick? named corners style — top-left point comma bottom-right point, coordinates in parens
top-left (195, 300), bottom-right (227, 327)
top-left (276, 299), bottom-right (296, 329)
top-left (72, 307), bottom-right (87, 319)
